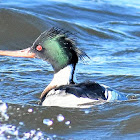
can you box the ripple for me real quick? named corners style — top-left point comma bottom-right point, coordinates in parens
top-left (112, 48), bottom-right (140, 56)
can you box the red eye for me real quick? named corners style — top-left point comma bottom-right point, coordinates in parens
top-left (36, 45), bottom-right (43, 51)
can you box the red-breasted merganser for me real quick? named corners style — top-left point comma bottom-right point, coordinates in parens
top-left (0, 28), bottom-right (127, 108)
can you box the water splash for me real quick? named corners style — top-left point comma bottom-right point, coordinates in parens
top-left (65, 121), bottom-right (71, 125)
top-left (28, 108), bottom-right (33, 113)
top-left (0, 102), bottom-right (9, 121)
top-left (57, 114), bottom-right (65, 122)
top-left (43, 119), bottom-right (53, 126)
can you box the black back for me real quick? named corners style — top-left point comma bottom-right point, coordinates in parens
top-left (40, 82), bottom-right (106, 105)
top-left (57, 82), bottom-right (106, 99)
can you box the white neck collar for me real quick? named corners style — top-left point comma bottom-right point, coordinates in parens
top-left (50, 64), bottom-right (76, 87)
top-left (40, 64), bottom-right (77, 99)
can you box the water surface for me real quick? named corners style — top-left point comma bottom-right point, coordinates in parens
top-left (0, 0), bottom-right (140, 139)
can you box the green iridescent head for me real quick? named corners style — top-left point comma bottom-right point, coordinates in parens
top-left (30, 28), bottom-right (87, 73)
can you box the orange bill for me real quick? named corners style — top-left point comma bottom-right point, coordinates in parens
top-left (0, 48), bottom-right (35, 58)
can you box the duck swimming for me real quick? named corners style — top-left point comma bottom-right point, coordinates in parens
top-left (0, 28), bottom-right (127, 107)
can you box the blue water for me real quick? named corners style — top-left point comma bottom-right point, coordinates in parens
top-left (0, 0), bottom-right (140, 139)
